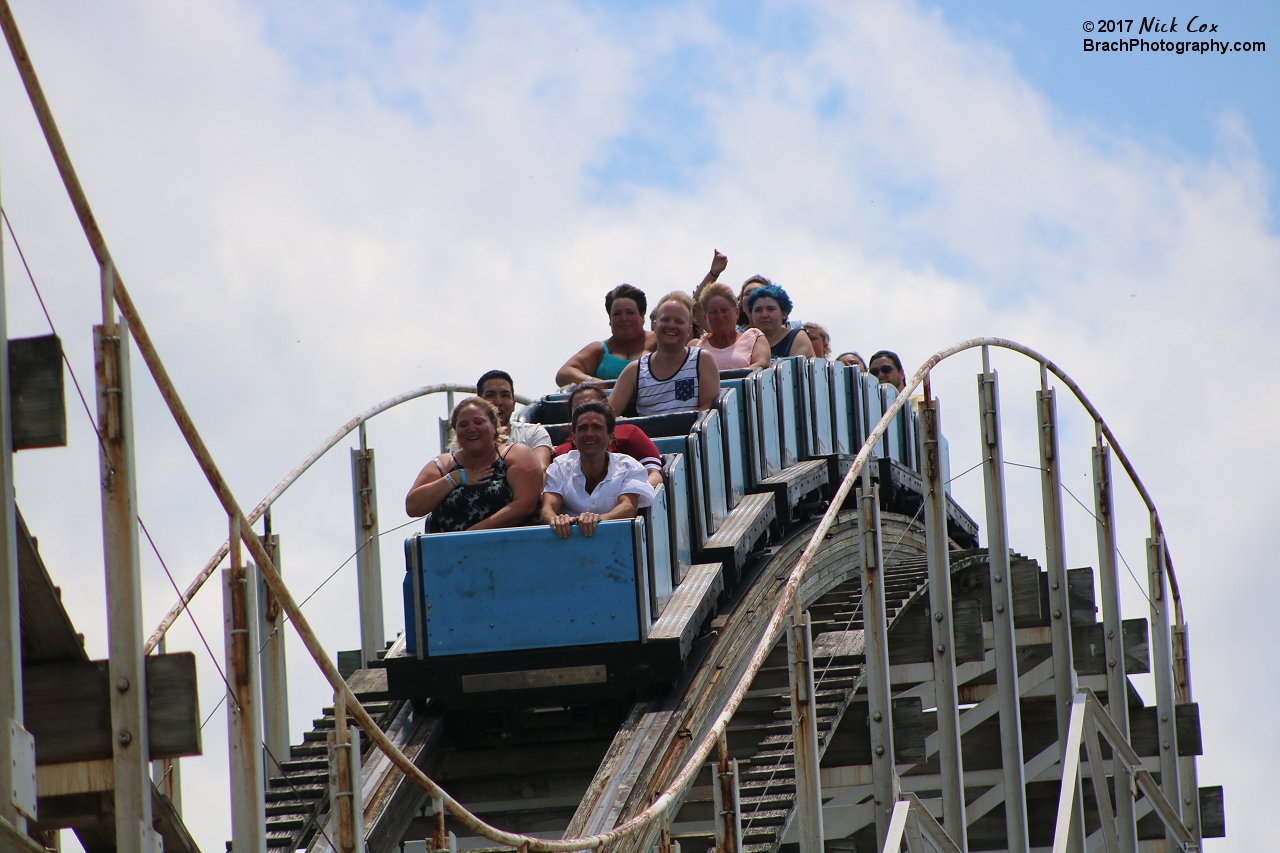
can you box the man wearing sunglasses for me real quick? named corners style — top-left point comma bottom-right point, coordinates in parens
top-left (867, 350), bottom-right (906, 393)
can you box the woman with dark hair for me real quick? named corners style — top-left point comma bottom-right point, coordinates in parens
top-left (541, 401), bottom-right (654, 539)
top-left (750, 284), bottom-right (815, 359)
top-left (555, 284), bottom-right (656, 386)
top-left (404, 397), bottom-right (542, 532)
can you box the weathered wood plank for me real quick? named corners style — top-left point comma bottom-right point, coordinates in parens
top-left (9, 334), bottom-right (66, 450)
top-left (23, 653), bottom-right (201, 764)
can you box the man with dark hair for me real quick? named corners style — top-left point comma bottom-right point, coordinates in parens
top-left (553, 381), bottom-right (664, 488)
top-left (477, 369), bottom-right (553, 471)
top-left (867, 350), bottom-right (906, 393)
top-left (540, 400), bottom-right (654, 539)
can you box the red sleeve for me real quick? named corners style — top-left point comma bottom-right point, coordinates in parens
top-left (614, 424), bottom-right (663, 470)
top-left (553, 439), bottom-right (574, 457)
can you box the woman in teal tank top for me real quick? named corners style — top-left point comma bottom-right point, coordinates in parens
top-left (594, 341), bottom-right (633, 380)
top-left (555, 284), bottom-right (657, 387)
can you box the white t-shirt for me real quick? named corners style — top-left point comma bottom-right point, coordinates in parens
top-left (507, 420), bottom-right (552, 451)
top-left (543, 451), bottom-right (655, 515)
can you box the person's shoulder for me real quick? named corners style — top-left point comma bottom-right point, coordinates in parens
top-left (503, 441), bottom-right (538, 465)
top-left (610, 452), bottom-right (646, 473)
top-left (518, 421), bottom-right (552, 446)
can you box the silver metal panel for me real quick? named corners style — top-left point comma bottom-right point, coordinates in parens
top-left (699, 410), bottom-right (729, 534)
top-left (918, 400), bottom-right (968, 849)
top-left (940, 432), bottom-right (953, 496)
top-left (224, 561), bottom-right (267, 853)
top-left (664, 454), bottom-right (692, 585)
top-left (718, 388), bottom-right (746, 508)
top-left (860, 471), bottom-right (898, 847)
top-left (258, 535), bottom-right (290, 776)
top-left (645, 484), bottom-right (674, 616)
top-left (1037, 389), bottom-right (1085, 852)
top-left (0, 212), bottom-right (22, 831)
top-left (861, 372), bottom-right (887, 457)
top-left (788, 610), bottom-right (824, 853)
top-left (755, 369), bottom-right (782, 478)
top-left (633, 516), bottom-right (651, 642)
top-left (1093, 445), bottom-right (1138, 853)
top-left (830, 364), bottom-right (852, 456)
top-left (94, 318), bottom-right (157, 851)
top-left (808, 359), bottom-right (833, 457)
top-left (686, 435), bottom-right (708, 547)
top-left (1147, 535), bottom-right (1182, 849)
top-left (792, 357), bottom-right (812, 459)
top-left (881, 384), bottom-right (904, 464)
top-left (775, 358), bottom-right (800, 468)
top-left (741, 376), bottom-right (763, 488)
top-left (977, 369), bottom-right (1030, 852)
top-left (350, 445), bottom-right (385, 668)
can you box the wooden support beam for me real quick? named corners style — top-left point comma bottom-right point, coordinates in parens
top-left (22, 653), bottom-right (201, 765)
top-left (8, 334), bottom-right (66, 450)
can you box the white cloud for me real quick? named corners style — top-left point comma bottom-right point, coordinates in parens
top-left (0, 0), bottom-right (1272, 848)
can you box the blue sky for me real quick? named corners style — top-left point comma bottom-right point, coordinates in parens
top-left (0, 1), bottom-right (1275, 849)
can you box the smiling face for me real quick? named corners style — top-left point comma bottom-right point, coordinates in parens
top-left (479, 378), bottom-right (515, 425)
top-left (452, 403), bottom-right (497, 451)
top-left (655, 300), bottom-right (693, 347)
top-left (608, 297), bottom-right (645, 340)
top-left (750, 296), bottom-right (785, 335)
top-left (572, 411), bottom-right (613, 460)
top-left (704, 294), bottom-right (738, 336)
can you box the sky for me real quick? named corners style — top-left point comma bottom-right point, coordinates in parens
top-left (0, 0), bottom-right (1275, 850)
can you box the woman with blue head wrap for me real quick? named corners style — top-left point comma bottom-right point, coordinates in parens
top-left (748, 284), bottom-right (815, 359)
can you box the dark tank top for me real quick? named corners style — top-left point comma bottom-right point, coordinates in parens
top-left (432, 446), bottom-right (516, 533)
top-left (770, 327), bottom-right (802, 359)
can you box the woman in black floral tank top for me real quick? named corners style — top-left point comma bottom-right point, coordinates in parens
top-left (405, 397), bottom-right (542, 532)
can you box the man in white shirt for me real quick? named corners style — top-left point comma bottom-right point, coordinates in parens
top-left (477, 369), bottom-right (553, 471)
top-left (541, 401), bottom-right (654, 538)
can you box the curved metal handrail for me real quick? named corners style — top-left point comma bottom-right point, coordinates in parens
top-left (144, 382), bottom-right (531, 653)
top-left (229, 336), bottom-right (1184, 852)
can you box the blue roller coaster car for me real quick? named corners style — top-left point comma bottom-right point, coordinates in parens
top-left (384, 359), bottom-right (978, 710)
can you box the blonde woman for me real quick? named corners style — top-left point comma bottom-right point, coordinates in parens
top-left (404, 397), bottom-right (542, 531)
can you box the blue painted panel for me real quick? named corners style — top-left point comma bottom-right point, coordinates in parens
top-left (775, 358), bottom-right (800, 469)
top-left (663, 453), bottom-right (692, 584)
top-left (831, 364), bottom-right (852, 456)
top-left (719, 388), bottom-right (746, 507)
top-left (700, 410), bottom-right (728, 533)
top-left (653, 436), bottom-right (685, 455)
top-left (646, 484), bottom-right (674, 615)
top-left (809, 359), bottom-right (833, 457)
top-left (755, 369), bottom-right (781, 478)
top-left (416, 521), bottom-right (642, 656)
top-left (403, 569), bottom-right (418, 655)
